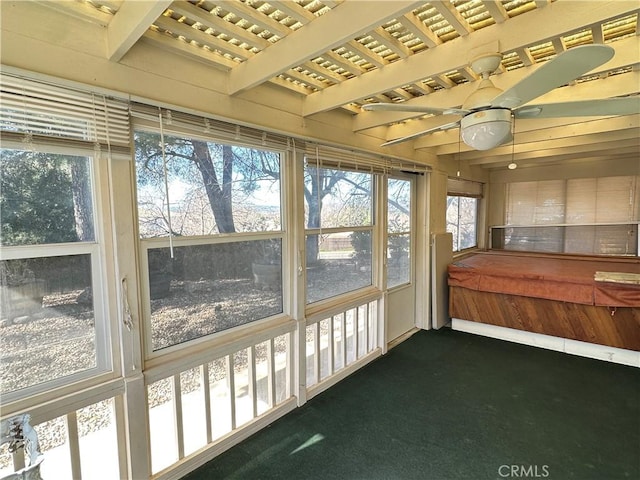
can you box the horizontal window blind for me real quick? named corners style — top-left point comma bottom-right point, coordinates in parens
top-left (0, 73), bottom-right (130, 154)
top-left (506, 180), bottom-right (565, 225)
top-left (502, 176), bottom-right (639, 256)
top-left (130, 102), bottom-right (291, 151)
top-left (447, 177), bottom-right (483, 198)
top-left (567, 176), bottom-right (639, 224)
top-left (304, 142), bottom-right (430, 174)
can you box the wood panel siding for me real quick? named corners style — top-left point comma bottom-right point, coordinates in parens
top-left (449, 286), bottom-right (640, 351)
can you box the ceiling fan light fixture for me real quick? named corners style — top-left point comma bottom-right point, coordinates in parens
top-left (461, 109), bottom-right (512, 151)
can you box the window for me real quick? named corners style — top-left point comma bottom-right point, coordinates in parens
top-left (0, 73), bottom-right (127, 400)
top-left (446, 178), bottom-right (482, 252)
top-left (500, 176), bottom-right (639, 255)
top-left (1, 149), bottom-right (109, 398)
top-left (303, 165), bottom-right (374, 304)
top-left (135, 132), bottom-right (281, 237)
top-left (387, 178), bottom-right (412, 288)
top-left (447, 196), bottom-right (478, 252)
top-left (134, 129), bottom-right (285, 352)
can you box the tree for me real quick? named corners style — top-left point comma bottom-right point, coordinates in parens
top-left (135, 132), bottom-right (376, 266)
top-left (1, 150), bottom-right (87, 245)
top-left (135, 132), bottom-right (281, 237)
top-left (192, 141), bottom-right (235, 233)
top-left (303, 166), bottom-right (346, 264)
top-left (70, 159), bottom-right (94, 241)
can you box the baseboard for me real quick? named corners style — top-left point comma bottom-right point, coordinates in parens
top-left (387, 327), bottom-right (421, 350)
top-left (451, 318), bottom-right (640, 368)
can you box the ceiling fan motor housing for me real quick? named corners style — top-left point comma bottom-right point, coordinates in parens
top-left (461, 108), bottom-right (512, 150)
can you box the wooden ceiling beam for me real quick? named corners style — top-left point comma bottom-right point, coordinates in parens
top-left (397, 12), bottom-right (441, 48)
top-left (35, 0), bottom-right (113, 27)
top-left (426, 114), bottom-right (640, 160)
top-left (305, 1), bottom-right (639, 116)
top-left (154, 16), bottom-right (254, 61)
top-left (514, 47), bottom-right (535, 66)
top-left (319, 50), bottom-right (366, 76)
top-left (228, 0), bottom-right (423, 95)
top-left (169, 2), bottom-right (270, 50)
top-left (431, 1), bottom-right (472, 37)
top-left (140, 29), bottom-right (236, 70)
top-left (471, 148), bottom-right (639, 169)
top-left (284, 68), bottom-right (329, 90)
top-left (466, 137), bottom-right (639, 166)
top-left (107, 0), bottom-right (172, 61)
top-left (219, 0), bottom-right (291, 38)
top-left (353, 37), bottom-right (639, 132)
top-left (416, 105), bottom-right (639, 153)
top-left (268, 0), bottom-right (314, 24)
top-left (271, 0), bottom-right (388, 70)
top-left (368, 27), bottom-right (413, 59)
top-left (300, 61), bottom-right (345, 84)
top-left (343, 40), bottom-right (388, 69)
top-left (481, 1), bottom-right (509, 24)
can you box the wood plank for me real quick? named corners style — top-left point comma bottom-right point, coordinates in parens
top-left (449, 286), bottom-right (640, 351)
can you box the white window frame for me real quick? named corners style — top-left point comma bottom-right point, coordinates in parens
top-left (0, 145), bottom-right (115, 404)
top-left (132, 126), bottom-right (291, 360)
top-left (447, 195), bottom-right (479, 253)
top-left (302, 163), bottom-right (378, 307)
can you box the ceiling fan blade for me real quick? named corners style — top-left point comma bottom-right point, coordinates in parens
top-left (363, 103), bottom-right (469, 116)
top-left (514, 97), bottom-right (640, 119)
top-left (491, 44), bottom-right (615, 109)
top-left (381, 120), bottom-right (461, 147)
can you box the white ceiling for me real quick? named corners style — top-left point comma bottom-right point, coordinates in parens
top-left (9, 0), bottom-right (640, 169)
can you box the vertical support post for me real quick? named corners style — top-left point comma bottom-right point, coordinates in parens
top-left (290, 145), bottom-right (307, 407)
top-left (248, 346), bottom-right (258, 419)
top-left (268, 337), bottom-right (276, 408)
top-left (314, 321), bottom-right (320, 383)
top-left (123, 375), bottom-right (151, 479)
top-left (172, 374), bottom-right (184, 460)
top-left (341, 312), bottom-right (347, 368)
top-left (328, 316), bottom-right (335, 376)
top-left (201, 363), bottom-right (212, 444)
top-left (109, 155), bottom-right (150, 480)
top-left (227, 354), bottom-right (236, 430)
top-left (66, 411), bottom-right (82, 479)
top-left (412, 171), bottom-right (430, 329)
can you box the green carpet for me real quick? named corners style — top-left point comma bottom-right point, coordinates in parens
top-left (183, 328), bottom-right (640, 480)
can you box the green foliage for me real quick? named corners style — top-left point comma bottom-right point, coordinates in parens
top-left (389, 234), bottom-right (409, 257)
top-left (1, 150), bottom-right (78, 245)
top-left (350, 230), bottom-right (371, 266)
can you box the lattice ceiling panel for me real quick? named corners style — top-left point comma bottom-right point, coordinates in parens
top-left (47, 0), bottom-right (640, 110)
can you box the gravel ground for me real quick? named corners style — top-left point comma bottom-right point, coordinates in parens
top-left (149, 277), bottom-right (282, 351)
top-left (0, 259), bottom-right (375, 468)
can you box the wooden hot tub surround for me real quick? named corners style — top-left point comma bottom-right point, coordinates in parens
top-left (448, 251), bottom-right (640, 351)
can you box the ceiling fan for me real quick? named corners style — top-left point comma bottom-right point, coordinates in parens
top-left (362, 44), bottom-right (639, 150)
